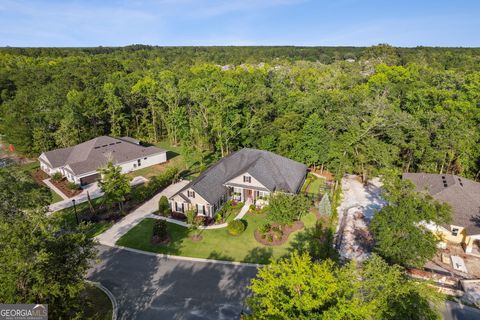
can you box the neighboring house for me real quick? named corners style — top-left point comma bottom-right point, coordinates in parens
top-left (39, 136), bottom-right (167, 186)
top-left (169, 148), bottom-right (307, 217)
top-left (403, 173), bottom-right (480, 254)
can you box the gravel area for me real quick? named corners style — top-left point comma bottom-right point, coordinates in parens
top-left (336, 175), bottom-right (386, 261)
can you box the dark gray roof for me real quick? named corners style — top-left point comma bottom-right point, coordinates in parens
top-left (42, 136), bottom-right (165, 176)
top-left (173, 148), bottom-right (307, 204)
top-left (402, 173), bottom-right (480, 234)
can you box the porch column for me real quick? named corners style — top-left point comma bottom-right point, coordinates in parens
top-left (465, 236), bottom-right (474, 253)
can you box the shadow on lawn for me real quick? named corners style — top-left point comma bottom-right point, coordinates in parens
top-left (287, 221), bottom-right (339, 262)
top-left (243, 247), bottom-right (273, 264)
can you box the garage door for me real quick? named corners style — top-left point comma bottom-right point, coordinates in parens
top-left (80, 173), bottom-right (100, 186)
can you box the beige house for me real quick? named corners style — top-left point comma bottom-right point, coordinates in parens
top-left (169, 148), bottom-right (307, 217)
top-left (403, 173), bottom-right (480, 254)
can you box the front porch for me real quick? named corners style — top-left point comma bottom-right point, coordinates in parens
top-left (225, 184), bottom-right (269, 207)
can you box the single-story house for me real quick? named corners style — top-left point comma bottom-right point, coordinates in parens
top-left (403, 173), bottom-right (480, 254)
top-left (39, 136), bottom-right (167, 186)
top-left (169, 148), bottom-right (307, 218)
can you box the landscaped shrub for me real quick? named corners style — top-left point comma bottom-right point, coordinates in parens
top-left (51, 172), bottom-right (62, 182)
top-left (158, 195), bottom-right (171, 217)
top-left (131, 167), bottom-right (178, 203)
top-left (227, 220), bottom-right (245, 236)
top-left (67, 181), bottom-right (80, 190)
top-left (272, 228), bottom-right (283, 241)
top-left (215, 213), bottom-right (223, 224)
top-left (259, 222), bottom-right (271, 234)
top-left (266, 234), bottom-right (273, 242)
top-left (233, 201), bottom-right (244, 209)
top-left (153, 219), bottom-right (168, 241)
top-left (249, 204), bottom-right (256, 212)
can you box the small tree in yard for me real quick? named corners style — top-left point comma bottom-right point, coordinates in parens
top-left (186, 208), bottom-right (202, 240)
top-left (158, 196), bottom-right (171, 217)
top-left (98, 161), bottom-right (131, 213)
top-left (318, 194), bottom-right (331, 216)
top-left (267, 193), bottom-right (310, 226)
top-left (152, 219), bottom-right (168, 241)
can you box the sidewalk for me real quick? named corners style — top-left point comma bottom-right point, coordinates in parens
top-left (43, 178), bottom-right (69, 200)
top-left (48, 176), bottom-right (147, 212)
top-left (95, 180), bottom-right (189, 246)
top-left (147, 200), bottom-right (252, 230)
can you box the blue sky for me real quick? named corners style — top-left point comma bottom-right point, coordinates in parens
top-left (1, 0), bottom-right (479, 47)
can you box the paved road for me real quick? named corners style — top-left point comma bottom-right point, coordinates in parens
top-left (95, 180), bottom-right (189, 246)
top-left (442, 301), bottom-right (480, 320)
top-left (88, 245), bottom-right (258, 320)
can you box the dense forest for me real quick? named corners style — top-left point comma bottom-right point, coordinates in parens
top-left (1, 45), bottom-right (479, 180)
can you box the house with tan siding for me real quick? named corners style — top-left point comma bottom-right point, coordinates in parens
top-left (169, 148), bottom-right (307, 217)
top-left (403, 173), bottom-right (480, 254)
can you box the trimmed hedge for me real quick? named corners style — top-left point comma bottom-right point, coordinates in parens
top-left (131, 167), bottom-right (178, 203)
top-left (153, 219), bottom-right (168, 240)
top-left (227, 220), bottom-right (245, 236)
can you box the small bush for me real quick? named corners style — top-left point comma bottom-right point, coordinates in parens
top-left (249, 204), bottom-right (256, 211)
top-left (215, 213), bottom-right (223, 224)
top-left (153, 219), bottom-right (168, 240)
top-left (234, 201), bottom-right (244, 209)
top-left (67, 181), bottom-right (79, 190)
top-left (273, 228), bottom-right (283, 240)
top-left (259, 222), bottom-right (271, 233)
top-left (227, 220), bottom-right (246, 236)
top-left (158, 195), bottom-right (171, 217)
top-left (51, 172), bottom-right (62, 182)
top-left (266, 234), bottom-right (273, 242)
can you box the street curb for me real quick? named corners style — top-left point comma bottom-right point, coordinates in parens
top-left (104, 243), bottom-right (264, 268)
top-left (86, 280), bottom-right (118, 320)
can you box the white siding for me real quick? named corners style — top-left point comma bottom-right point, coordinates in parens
top-left (226, 172), bottom-right (268, 190)
top-left (117, 152), bottom-right (167, 174)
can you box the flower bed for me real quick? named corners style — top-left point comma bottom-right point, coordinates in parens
top-left (50, 178), bottom-right (82, 197)
top-left (254, 221), bottom-right (305, 246)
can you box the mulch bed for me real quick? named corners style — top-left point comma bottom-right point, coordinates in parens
top-left (31, 169), bottom-right (49, 186)
top-left (50, 178), bottom-right (82, 198)
top-left (171, 212), bottom-right (187, 221)
top-left (254, 221), bottom-right (305, 246)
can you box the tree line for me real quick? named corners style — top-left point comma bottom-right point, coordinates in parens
top-left (1, 44), bottom-right (479, 179)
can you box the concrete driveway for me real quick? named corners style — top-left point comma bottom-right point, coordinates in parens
top-left (95, 180), bottom-right (189, 246)
top-left (88, 245), bottom-right (258, 320)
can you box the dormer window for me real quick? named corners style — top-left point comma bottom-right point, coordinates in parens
top-left (187, 190), bottom-right (195, 198)
top-left (452, 228), bottom-right (459, 236)
top-left (243, 175), bottom-right (251, 183)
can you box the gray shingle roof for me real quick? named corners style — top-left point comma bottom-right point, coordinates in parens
top-left (42, 136), bottom-right (165, 176)
top-left (402, 173), bottom-right (480, 234)
top-left (174, 148), bottom-right (307, 204)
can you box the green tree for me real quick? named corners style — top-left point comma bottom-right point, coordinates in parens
top-left (247, 252), bottom-right (442, 320)
top-left (370, 175), bottom-right (451, 267)
top-left (158, 195), bottom-right (171, 217)
top-left (98, 161), bottom-right (131, 213)
top-left (267, 193), bottom-right (310, 226)
top-left (0, 210), bottom-right (97, 319)
top-left (0, 167), bottom-right (51, 219)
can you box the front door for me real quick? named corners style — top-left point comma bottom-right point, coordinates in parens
top-left (245, 189), bottom-right (253, 201)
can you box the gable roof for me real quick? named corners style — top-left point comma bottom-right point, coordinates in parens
top-left (402, 173), bottom-right (480, 234)
top-left (173, 148), bottom-right (307, 204)
top-left (41, 136), bottom-right (165, 176)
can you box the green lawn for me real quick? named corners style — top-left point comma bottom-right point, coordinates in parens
top-left (53, 197), bottom-right (111, 238)
top-left (50, 189), bottom-right (64, 203)
top-left (117, 211), bottom-right (317, 264)
top-left (81, 284), bottom-right (113, 320)
top-left (302, 174), bottom-right (326, 195)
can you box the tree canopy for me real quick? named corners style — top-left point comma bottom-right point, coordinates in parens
top-left (1, 45), bottom-right (480, 181)
top-left (370, 174), bottom-right (452, 267)
top-left (247, 252), bottom-right (442, 320)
